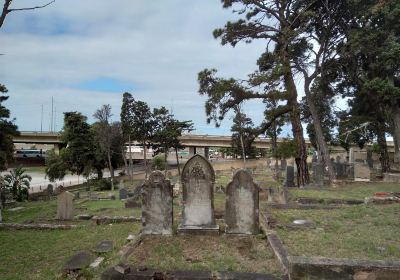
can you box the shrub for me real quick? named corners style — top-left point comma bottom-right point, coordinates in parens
top-left (94, 178), bottom-right (112, 191)
top-left (152, 154), bottom-right (166, 171)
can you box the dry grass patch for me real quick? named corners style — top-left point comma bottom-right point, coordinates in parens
top-left (129, 235), bottom-right (283, 276)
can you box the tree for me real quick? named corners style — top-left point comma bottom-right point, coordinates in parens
top-left (120, 92), bottom-right (135, 178)
top-left (93, 104), bottom-right (122, 190)
top-left (336, 0), bottom-right (400, 168)
top-left (152, 107), bottom-right (193, 176)
top-left (60, 112), bottom-right (98, 178)
top-left (231, 108), bottom-right (257, 163)
top-left (45, 149), bottom-right (67, 182)
top-left (0, 0), bottom-right (55, 28)
top-left (0, 84), bottom-right (19, 171)
top-left (4, 167), bottom-right (31, 202)
top-left (201, 0), bottom-right (326, 186)
top-left (130, 99), bottom-right (153, 178)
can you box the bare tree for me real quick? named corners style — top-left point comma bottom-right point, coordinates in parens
top-left (1, 0), bottom-right (55, 28)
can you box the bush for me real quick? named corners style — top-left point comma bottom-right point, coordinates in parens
top-left (152, 154), bottom-right (166, 171)
top-left (93, 179), bottom-right (112, 191)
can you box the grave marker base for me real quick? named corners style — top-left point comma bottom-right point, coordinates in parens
top-left (177, 224), bottom-right (219, 236)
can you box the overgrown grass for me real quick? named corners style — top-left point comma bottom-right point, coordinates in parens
top-left (0, 223), bottom-right (141, 280)
top-left (289, 182), bottom-right (400, 200)
top-left (129, 235), bottom-right (283, 276)
top-left (271, 204), bottom-right (400, 260)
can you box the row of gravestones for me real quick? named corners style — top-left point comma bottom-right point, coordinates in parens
top-left (142, 154), bottom-right (259, 235)
top-left (56, 155), bottom-right (260, 235)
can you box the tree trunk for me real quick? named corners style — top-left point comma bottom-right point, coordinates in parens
top-left (122, 151), bottom-right (128, 177)
top-left (392, 106), bottom-right (400, 163)
top-left (128, 135), bottom-right (133, 180)
top-left (283, 58), bottom-right (309, 187)
top-left (240, 134), bottom-right (246, 168)
top-left (175, 147), bottom-right (181, 176)
top-left (107, 151), bottom-right (114, 191)
top-left (377, 125), bottom-right (390, 172)
top-left (304, 85), bottom-right (336, 184)
top-left (164, 147), bottom-right (168, 176)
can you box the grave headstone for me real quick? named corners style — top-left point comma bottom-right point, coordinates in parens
top-left (225, 169), bottom-right (259, 234)
top-left (354, 163), bottom-right (371, 182)
top-left (142, 171), bottom-right (173, 235)
top-left (367, 150), bottom-right (374, 169)
top-left (74, 192), bottom-right (80, 199)
top-left (178, 154), bottom-right (219, 235)
top-left (56, 191), bottom-right (74, 220)
top-left (47, 184), bottom-right (54, 195)
top-left (280, 159), bottom-right (287, 171)
top-left (284, 166), bottom-right (295, 188)
top-left (349, 148), bottom-right (355, 163)
top-left (312, 163), bottom-right (324, 186)
top-left (119, 188), bottom-right (127, 200)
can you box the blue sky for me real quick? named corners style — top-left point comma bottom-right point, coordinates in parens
top-left (0, 0), bottom-right (295, 136)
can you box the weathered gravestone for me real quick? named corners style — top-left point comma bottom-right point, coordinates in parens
top-left (354, 163), bottom-right (371, 182)
top-left (119, 188), bottom-right (127, 200)
top-left (312, 163), bottom-right (324, 186)
top-left (225, 169), bottom-right (259, 234)
top-left (284, 166), bottom-right (295, 188)
top-left (178, 154), bottom-right (219, 235)
top-left (56, 191), bottom-right (74, 220)
top-left (280, 159), bottom-right (287, 170)
top-left (142, 171), bottom-right (173, 235)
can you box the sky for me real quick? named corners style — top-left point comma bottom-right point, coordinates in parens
top-left (0, 0), bottom-right (300, 136)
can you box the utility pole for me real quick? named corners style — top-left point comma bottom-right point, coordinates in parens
top-left (40, 104), bottom-right (43, 133)
top-left (50, 97), bottom-right (54, 132)
top-left (54, 106), bottom-right (57, 132)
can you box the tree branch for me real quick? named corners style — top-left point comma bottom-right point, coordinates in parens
top-left (8, 0), bottom-right (54, 12)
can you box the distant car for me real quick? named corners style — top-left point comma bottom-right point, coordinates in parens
top-left (15, 149), bottom-right (46, 158)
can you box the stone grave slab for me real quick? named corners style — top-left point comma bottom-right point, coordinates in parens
top-left (63, 251), bottom-right (95, 271)
top-left (312, 163), bottom-right (324, 186)
top-left (178, 154), bottom-right (219, 235)
top-left (225, 169), bottom-right (259, 234)
top-left (95, 240), bottom-right (113, 253)
top-left (142, 171), bottom-right (173, 235)
top-left (56, 191), bottom-right (74, 220)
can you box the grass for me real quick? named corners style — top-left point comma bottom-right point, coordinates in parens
top-left (270, 182), bottom-right (400, 260)
top-left (129, 235), bottom-right (283, 276)
top-left (289, 182), bottom-right (400, 200)
top-left (0, 223), bottom-right (141, 280)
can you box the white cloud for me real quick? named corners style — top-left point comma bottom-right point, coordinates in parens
top-left (1, 0), bottom-right (271, 134)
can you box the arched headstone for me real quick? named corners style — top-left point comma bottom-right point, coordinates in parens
top-left (178, 154), bottom-right (219, 235)
top-left (225, 169), bottom-right (259, 234)
top-left (142, 171), bottom-right (173, 235)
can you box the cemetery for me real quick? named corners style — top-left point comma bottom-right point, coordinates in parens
top-left (0, 153), bottom-right (399, 280)
top-left (2, 0), bottom-right (400, 279)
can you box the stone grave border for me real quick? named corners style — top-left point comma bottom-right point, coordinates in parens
top-left (0, 222), bottom-right (77, 230)
top-left (260, 212), bottom-right (400, 279)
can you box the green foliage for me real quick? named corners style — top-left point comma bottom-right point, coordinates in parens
top-left (61, 112), bottom-right (101, 177)
top-left (93, 178), bottom-right (112, 191)
top-left (231, 110), bottom-right (257, 158)
top-left (152, 154), bottom-right (166, 171)
top-left (152, 106), bottom-right (194, 155)
top-left (0, 84), bottom-right (19, 171)
top-left (3, 167), bottom-right (31, 202)
top-left (273, 139), bottom-right (297, 159)
top-left (45, 149), bottom-right (68, 182)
